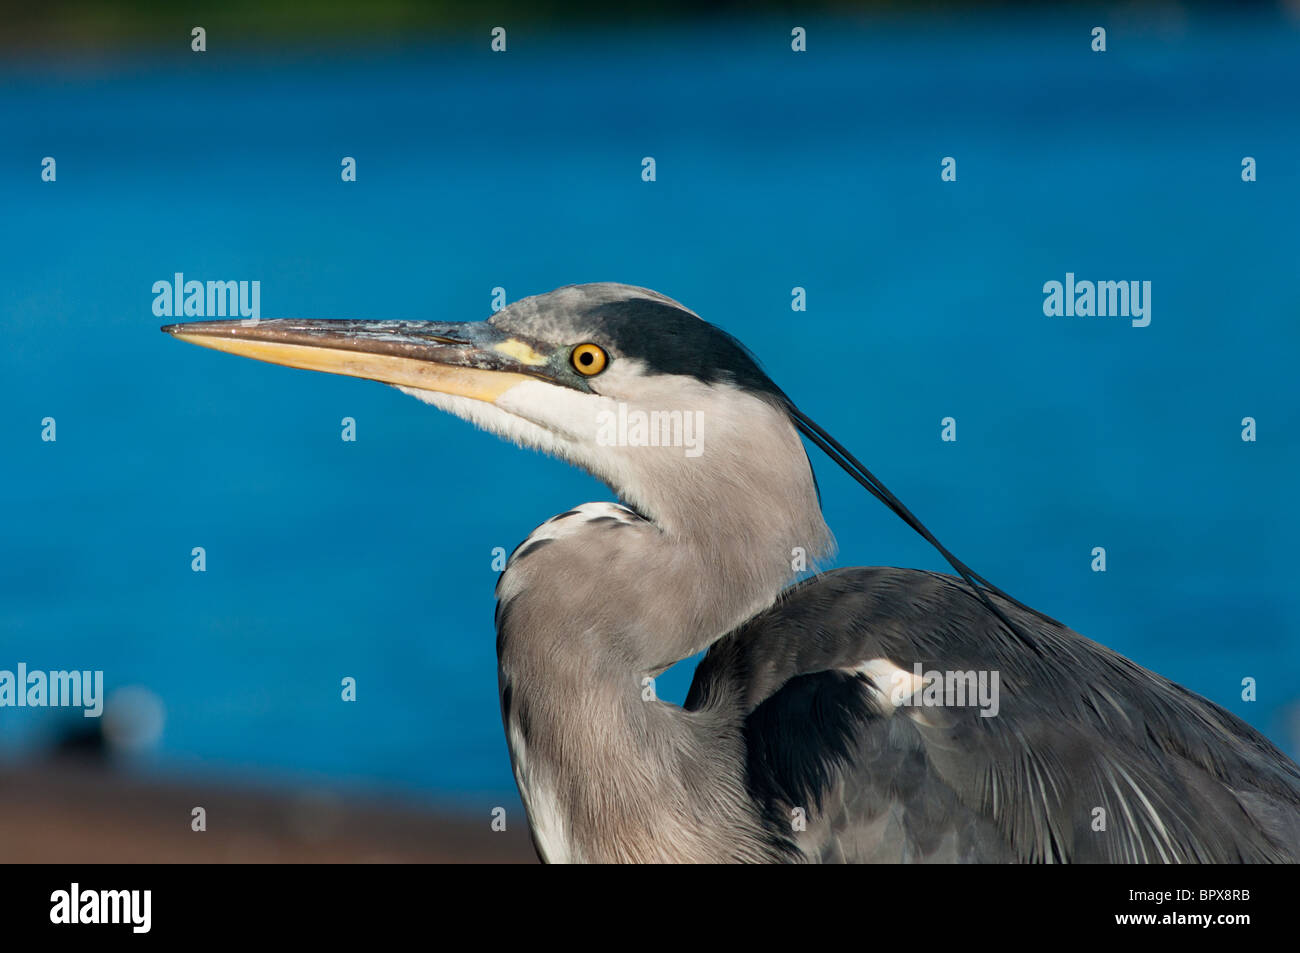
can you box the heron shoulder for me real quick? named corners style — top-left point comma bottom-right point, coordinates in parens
top-left (686, 566), bottom-right (1300, 862)
top-left (495, 501), bottom-right (651, 604)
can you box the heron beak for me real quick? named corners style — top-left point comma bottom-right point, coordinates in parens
top-left (161, 318), bottom-right (554, 403)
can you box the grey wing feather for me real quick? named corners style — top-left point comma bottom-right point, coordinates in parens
top-left (685, 567), bottom-right (1300, 863)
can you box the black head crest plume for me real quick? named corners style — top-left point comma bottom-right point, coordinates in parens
top-left (789, 406), bottom-right (1059, 655)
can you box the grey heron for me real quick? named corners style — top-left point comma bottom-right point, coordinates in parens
top-left (163, 282), bottom-right (1300, 863)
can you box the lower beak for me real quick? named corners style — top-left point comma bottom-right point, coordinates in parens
top-left (161, 319), bottom-right (552, 403)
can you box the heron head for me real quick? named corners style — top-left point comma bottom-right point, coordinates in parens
top-left (163, 283), bottom-right (830, 548)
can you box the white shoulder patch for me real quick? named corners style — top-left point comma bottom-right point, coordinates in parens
top-left (524, 501), bottom-right (642, 545)
top-left (846, 658), bottom-right (926, 715)
top-left (496, 502), bottom-right (644, 603)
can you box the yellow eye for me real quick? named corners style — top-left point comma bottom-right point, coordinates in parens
top-left (570, 343), bottom-right (608, 376)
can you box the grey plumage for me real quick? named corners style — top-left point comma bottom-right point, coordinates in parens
top-left (688, 568), bottom-right (1300, 862)
top-left (163, 281), bottom-right (1300, 864)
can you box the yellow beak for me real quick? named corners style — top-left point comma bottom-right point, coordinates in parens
top-left (162, 318), bottom-right (553, 403)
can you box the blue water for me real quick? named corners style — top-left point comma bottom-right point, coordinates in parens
top-left (3, 13), bottom-right (1299, 804)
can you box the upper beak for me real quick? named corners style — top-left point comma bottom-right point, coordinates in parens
top-left (161, 318), bottom-right (555, 403)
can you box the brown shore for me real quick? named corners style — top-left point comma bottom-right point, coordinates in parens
top-left (0, 760), bottom-right (536, 863)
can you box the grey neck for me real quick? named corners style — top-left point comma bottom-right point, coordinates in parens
top-left (495, 406), bottom-right (831, 861)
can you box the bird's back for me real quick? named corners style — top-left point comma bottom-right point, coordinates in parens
top-left (685, 566), bottom-right (1300, 863)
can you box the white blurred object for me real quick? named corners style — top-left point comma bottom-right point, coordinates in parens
top-left (103, 686), bottom-right (166, 755)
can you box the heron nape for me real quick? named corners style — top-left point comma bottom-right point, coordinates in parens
top-left (164, 282), bottom-right (1300, 863)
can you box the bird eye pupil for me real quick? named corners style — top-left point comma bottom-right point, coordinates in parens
top-left (571, 344), bottom-right (608, 376)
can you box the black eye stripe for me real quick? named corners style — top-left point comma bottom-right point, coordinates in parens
top-left (579, 299), bottom-right (787, 399)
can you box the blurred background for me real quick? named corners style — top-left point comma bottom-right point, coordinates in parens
top-left (2, 1), bottom-right (1298, 861)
